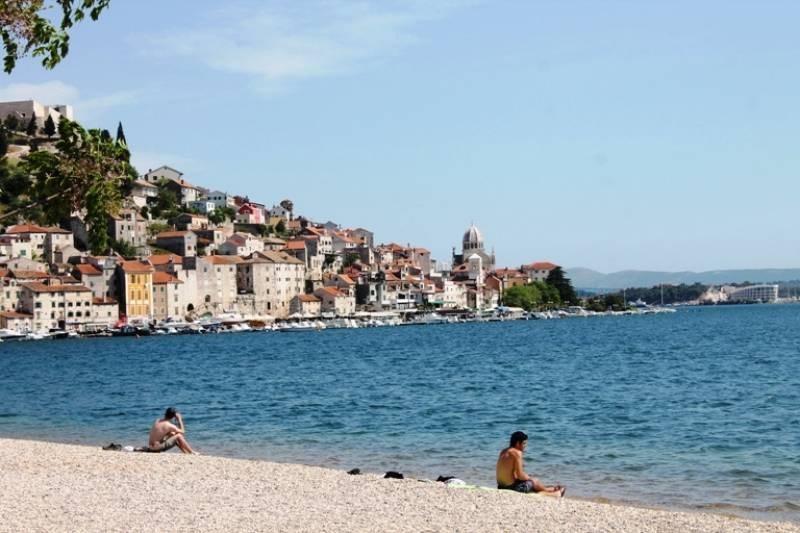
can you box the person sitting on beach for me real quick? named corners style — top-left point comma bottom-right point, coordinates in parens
top-left (496, 431), bottom-right (565, 497)
top-left (147, 407), bottom-right (196, 454)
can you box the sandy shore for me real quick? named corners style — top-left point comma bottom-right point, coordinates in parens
top-left (0, 439), bottom-right (796, 533)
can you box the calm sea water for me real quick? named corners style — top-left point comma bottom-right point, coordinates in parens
top-left (1, 305), bottom-right (799, 521)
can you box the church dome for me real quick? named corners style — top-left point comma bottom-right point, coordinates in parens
top-left (462, 224), bottom-right (483, 247)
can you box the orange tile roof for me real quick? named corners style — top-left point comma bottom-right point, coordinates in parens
top-left (202, 255), bottom-right (244, 265)
top-left (156, 230), bottom-right (192, 239)
top-left (20, 282), bottom-right (91, 293)
top-left (337, 274), bottom-right (355, 285)
top-left (297, 294), bottom-right (321, 303)
top-left (316, 286), bottom-right (345, 298)
top-left (5, 223), bottom-right (70, 234)
top-left (284, 240), bottom-right (307, 251)
top-left (152, 271), bottom-right (183, 285)
top-left (0, 311), bottom-right (32, 318)
top-left (10, 270), bottom-right (49, 279)
top-left (148, 254), bottom-right (181, 266)
top-left (120, 260), bottom-right (154, 273)
top-left (74, 264), bottom-right (102, 276)
top-left (524, 261), bottom-right (558, 271)
top-left (93, 296), bottom-right (118, 305)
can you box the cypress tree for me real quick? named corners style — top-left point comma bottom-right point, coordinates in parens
top-left (44, 115), bottom-right (57, 138)
top-left (0, 127), bottom-right (8, 157)
top-left (26, 113), bottom-right (37, 136)
top-left (116, 121), bottom-right (127, 146)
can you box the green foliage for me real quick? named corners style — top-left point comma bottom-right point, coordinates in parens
top-left (109, 238), bottom-right (136, 257)
top-left (546, 266), bottom-right (578, 305)
top-left (343, 252), bottom-right (360, 267)
top-left (44, 115), bottom-right (57, 138)
top-left (146, 222), bottom-right (170, 238)
top-left (207, 208), bottom-right (224, 225)
top-left (275, 219), bottom-right (286, 234)
top-left (503, 284), bottom-right (542, 311)
top-left (279, 199), bottom-right (294, 217)
top-left (26, 113), bottom-right (37, 136)
top-left (0, 127), bottom-right (7, 157)
top-left (4, 114), bottom-right (20, 132)
top-left (584, 293), bottom-right (626, 312)
top-left (208, 205), bottom-right (235, 225)
top-left (13, 118), bottom-right (134, 254)
top-left (1, 0), bottom-right (111, 73)
top-left (503, 281), bottom-right (561, 311)
top-left (139, 205), bottom-right (149, 219)
top-left (605, 283), bottom-right (707, 306)
top-left (149, 179), bottom-right (179, 219)
top-left (115, 121), bottom-right (126, 145)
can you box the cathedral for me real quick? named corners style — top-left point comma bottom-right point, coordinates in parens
top-left (452, 223), bottom-right (495, 271)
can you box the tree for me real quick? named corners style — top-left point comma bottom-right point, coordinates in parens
top-left (1, 0), bottom-right (111, 73)
top-left (275, 219), bottom-right (286, 234)
top-left (4, 114), bottom-right (20, 131)
top-left (207, 208), bottom-right (225, 225)
top-left (99, 128), bottom-right (111, 142)
top-left (546, 266), bottom-right (578, 305)
top-left (43, 115), bottom-right (56, 138)
top-left (279, 198), bottom-right (294, 219)
top-left (7, 118), bottom-right (135, 254)
top-left (0, 127), bottom-right (7, 157)
top-left (149, 179), bottom-right (179, 219)
top-left (146, 222), bottom-right (170, 238)
top-left (109, 238), bottom-right (136, 257)
top-left (115, 121), bottom-right (126, 146)
top-left (26, 113), bottom-right (37, 136)
top-left (503, 284), bottom-right (542, 311)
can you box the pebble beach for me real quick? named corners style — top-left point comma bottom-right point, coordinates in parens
top-left (0, 439), bottom-right (797, 533)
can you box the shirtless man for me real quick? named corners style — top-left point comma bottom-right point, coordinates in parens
top-left (496, 431), bottom-right (565, 497)
top-left (147, 407), bottom-right (196, 454)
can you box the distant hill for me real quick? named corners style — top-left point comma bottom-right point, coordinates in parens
top-left (566, 267), bottom-right (800, 290)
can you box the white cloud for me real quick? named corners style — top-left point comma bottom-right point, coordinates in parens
top-left (0, 81), bottom-right (140, 123)
top-left (143, 0), bottom-right (475, 90)
top-left (0, 81), bottom-right (80, 105)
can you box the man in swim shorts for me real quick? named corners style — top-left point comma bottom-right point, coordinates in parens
top-left (147, 407), bottom-right (196, 454)
top-left (496, 431), bottom-right (565, 497)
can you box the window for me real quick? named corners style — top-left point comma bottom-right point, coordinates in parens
top-left (35, 302), bottom-right (42, 308)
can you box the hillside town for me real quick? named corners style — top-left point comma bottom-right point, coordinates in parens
top-left (0, 100), bottom-right (565, 336)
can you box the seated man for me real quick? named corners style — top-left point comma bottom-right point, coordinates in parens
top-left (496, 431), bottom-right (565, 497)
top-left (147, 407), bottom-right (196, 454)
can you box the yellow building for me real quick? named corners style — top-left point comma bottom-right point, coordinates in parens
top-left (119, 260), bottom-right (154, 323)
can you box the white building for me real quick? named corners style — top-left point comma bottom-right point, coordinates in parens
top-left (0, 100), bottom-right (73, 127)
top-left (207, 191), bottom-right (236, 210)
top-left (723, 284), bottom-right (779, 303)
top-left (219, 233), bottom-right (264, 256)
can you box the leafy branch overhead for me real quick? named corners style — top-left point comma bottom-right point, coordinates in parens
top-left (18, 118), bottom-right (136, 253)
top-left (0, 0), bottom-right (111, 73)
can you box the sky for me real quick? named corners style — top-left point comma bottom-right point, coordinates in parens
top-left (2, 0), bottom-right (799, 273)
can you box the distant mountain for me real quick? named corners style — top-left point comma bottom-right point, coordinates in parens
top-left (566, 267), bottom-right (800, 290)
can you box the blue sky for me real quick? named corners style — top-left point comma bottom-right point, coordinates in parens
top-left (2, 0), bottom-right (799, 272)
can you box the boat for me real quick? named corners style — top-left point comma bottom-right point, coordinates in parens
top-left (0, 329), bottom-right (27, 342)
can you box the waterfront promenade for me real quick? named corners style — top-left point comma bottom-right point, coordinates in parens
top-left (1, 439), bottom-right (796, 533)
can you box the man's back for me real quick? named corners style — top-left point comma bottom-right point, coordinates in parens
top-left (496, 447), bottom-right (523, 486)
top-left (148, 418), bottom-right (179, 448)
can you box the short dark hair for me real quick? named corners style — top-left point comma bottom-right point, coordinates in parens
top-left (164, 407), bottom-right (177, 419)
top-left (510, 431), bottom-right (528, 447)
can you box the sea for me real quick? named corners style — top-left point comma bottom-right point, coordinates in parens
top-left (1, 304), bottom-right (798, 522)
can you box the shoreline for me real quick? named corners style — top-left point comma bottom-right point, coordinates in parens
top-left (0, 438), bottom-right (797, 532)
